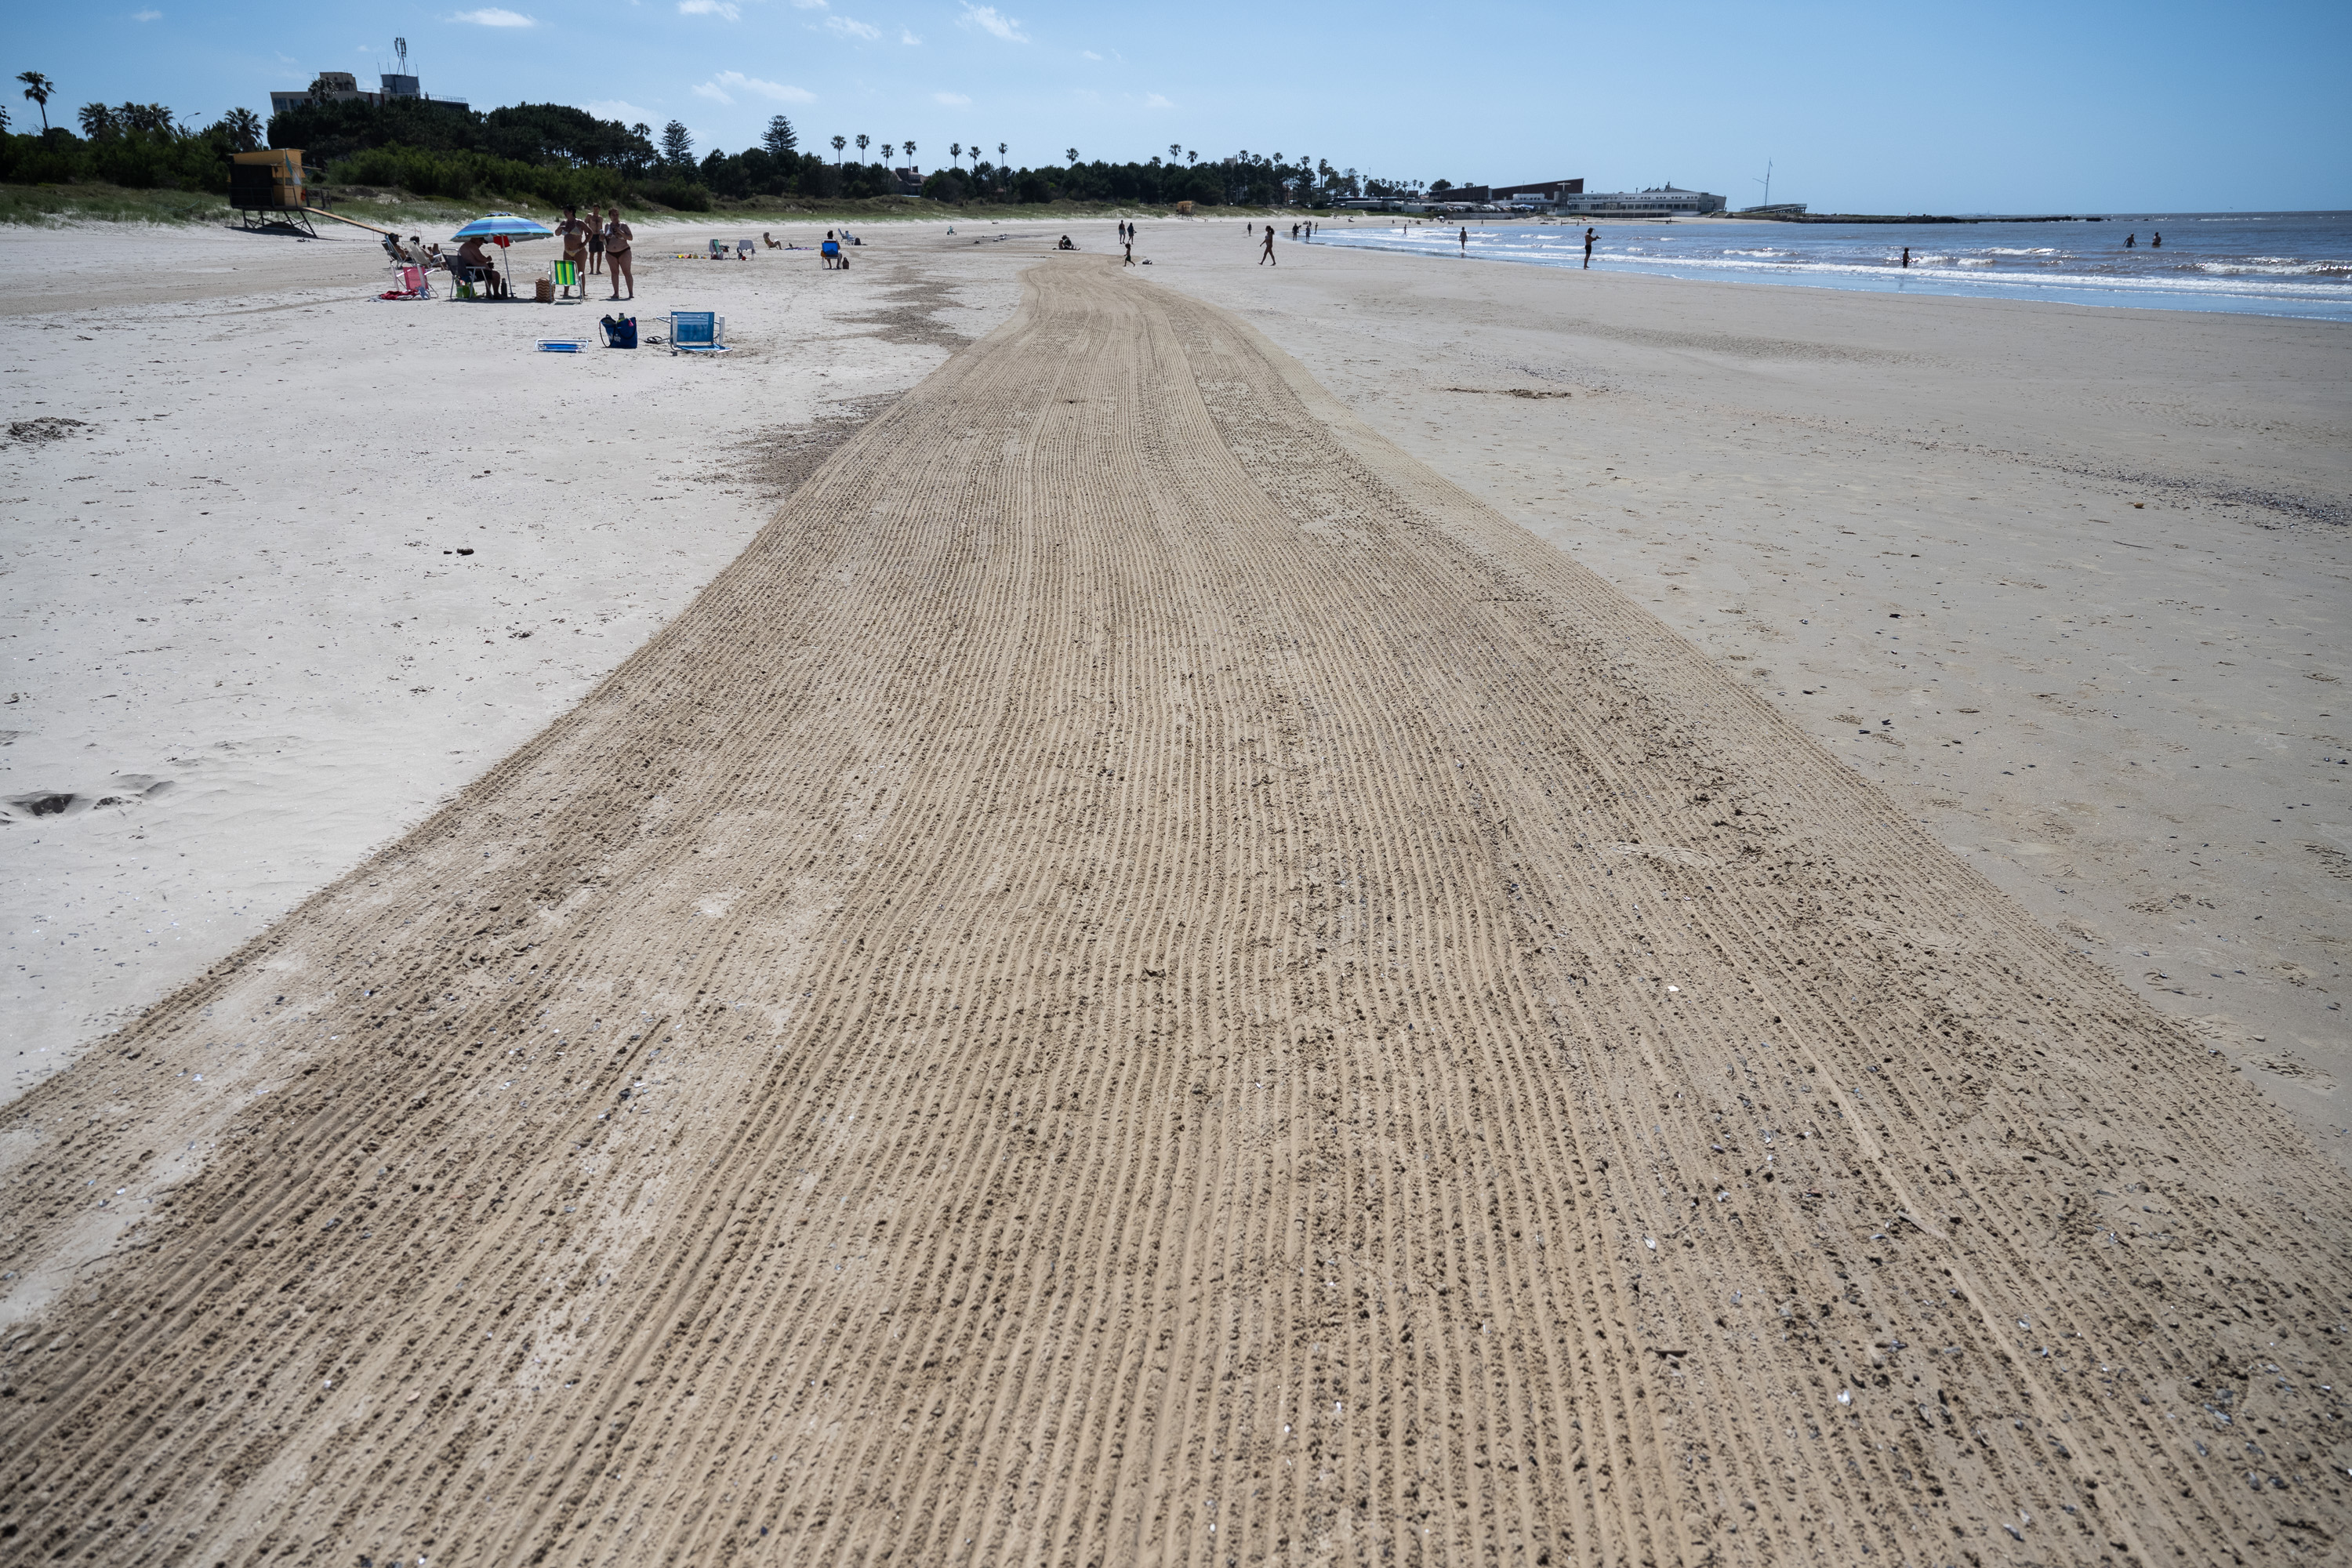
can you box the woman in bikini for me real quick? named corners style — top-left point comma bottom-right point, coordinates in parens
top-left (557, 207), bottom-right (589, 298)
top-left (604, 209), bottom-right (634, 301)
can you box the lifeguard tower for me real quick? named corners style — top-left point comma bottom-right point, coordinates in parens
top-left (230, 148), bottom-right (322, 236)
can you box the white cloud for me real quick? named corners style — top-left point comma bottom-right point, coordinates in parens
top-left (1080, 49), bottom-right (1099, 60)
top-left (792, 0), bottom-right (827, 7)
top-left (959, 4), bottom-right (1026, 42)
top-left (678, 0), bottom-right (739, 16)
top-left (823, 14), bottom-right (880, 38)
top-left (900, 26), bottom-right (920, 43)
top-left (1144, 93), bottom-right (1172, 108)
top-left (583, 99), bottom-right (652, 124)
top-left (932, 91), bottom-right (970, 106)
top-left (691, 80), bottom-right (732, 103)
top-left (714, 70), bottom-right (813, 101)
top-left (132, 9), bottom-right (162, 20)
top-left (452, 7), bottom-right (535, 24)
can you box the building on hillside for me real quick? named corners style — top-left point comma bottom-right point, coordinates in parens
top-left (270, 71), bottom-right (468, 118)
top-left (1552, 185), bottom-right (1726, 217)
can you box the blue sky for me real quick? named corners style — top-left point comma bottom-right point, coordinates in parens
top-left (11, 0), bottom-right (2350, 212)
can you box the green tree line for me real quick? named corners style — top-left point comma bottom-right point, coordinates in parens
top-left (2, 71), bottom-right (264, 191)
top-left (9, 67), bottom-right (1425, 212)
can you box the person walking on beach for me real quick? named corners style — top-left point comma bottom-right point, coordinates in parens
top-left (1259, 224), bottom-right (1276, 265)
top-left (604, 209), bottom-right (634, 300)
top-left (1584, 227), bottom-right (1596, 267)
top-left (1901, 246), bottom-right (1911, 268)
top-left (1123, 234), bottom-right (1135, 267)
top-left (1459, 226), bottom-right (1468, 256)
top-left (586, 207), bottom-right (605, 276)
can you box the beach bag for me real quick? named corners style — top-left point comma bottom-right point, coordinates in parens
top-left (599, 314), bottom-right (637, 349)
top-left (534, 276), bottom-right (555, 303)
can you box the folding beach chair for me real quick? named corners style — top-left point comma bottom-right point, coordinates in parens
top-left (667, 311), bottom-right (728, 353)
top-left (550, 258), bottom-right (582, 300)
top-left (737, 238), bottom-right (754, 260)
top-left (381, 263), bottom-right (431, 300)
top-left (709, 238), bottom-right (728, 261)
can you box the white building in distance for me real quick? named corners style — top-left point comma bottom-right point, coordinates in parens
top-left (270, 71), bottom-right (469, 118)
top-left (1552, 185), bottom-right (1726, 217)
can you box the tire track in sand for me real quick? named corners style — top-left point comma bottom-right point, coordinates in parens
top-left (2, 258), bottom-right (2349, 1566)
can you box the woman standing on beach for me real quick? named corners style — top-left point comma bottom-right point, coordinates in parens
top-left (557, 207), bottom-right (589, 299)
top-left (604, 209), bottom-right (634, 301)
top-left (586, 206), bottom-right (606, 276)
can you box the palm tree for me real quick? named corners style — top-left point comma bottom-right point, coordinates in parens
top-left (881, 142), bottom-right (895, 163)
top-left (219, 106), bottom-right (262, 152)
top-left (855, 132), bottom-right (869, 162)
top-left (996, 141), bottom-right (1007, 164)
top-left (903, 137), bottom-right (916, 167)
top-left (949, 141), bottom-right (961, 169)
top-left (18, 71), bottom-right (54, 134)
top-left (829, 133), bottom-right (846, 163)
top-left (1169, 143), bottom-right (1180, 164)
top-left (1185, 149), bottom-right (1197, 167)
top-left (1065, 147), bottom-right (1078, 165)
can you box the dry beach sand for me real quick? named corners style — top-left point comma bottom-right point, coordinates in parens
top-left (1, 217), bottom-right (2349, 1564)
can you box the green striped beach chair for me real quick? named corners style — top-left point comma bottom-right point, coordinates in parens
top-left (551, 259), bottom-right (582, 300)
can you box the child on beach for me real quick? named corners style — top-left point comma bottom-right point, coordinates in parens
top-left (587, 207), bottom-right (605, 275)
top-left (1259, 226), bottom-right (1276, 265)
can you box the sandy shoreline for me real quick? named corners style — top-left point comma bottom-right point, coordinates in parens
top-left (2, 217), bottom-right (2348, 1562)
top-left (9, 216), bottom-right (2343, 1155)
top-left (1150, 231), bottom-right (2352, 1161)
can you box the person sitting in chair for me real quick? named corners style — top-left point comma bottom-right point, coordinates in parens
top-left (457, 235), bottom-right (508, 299)
top-left (461, 234), bottom-right (499, 292)
top-left (763, 231), bottom-right (782, 249)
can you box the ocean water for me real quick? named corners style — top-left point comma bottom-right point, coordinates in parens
top-left (1308, 212), bottom-right (2352, 321)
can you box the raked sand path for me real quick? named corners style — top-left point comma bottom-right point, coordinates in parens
top-left (4, 259), bottom-right (2349, 1566)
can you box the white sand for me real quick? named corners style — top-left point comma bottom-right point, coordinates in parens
top-left (2, 218), bottom-right (1017, 1096)
top-left (5, 213), bottom-right (2347, 1163)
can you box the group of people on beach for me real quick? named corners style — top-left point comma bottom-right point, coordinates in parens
top-left (557, 208), bottom-right (635, 300)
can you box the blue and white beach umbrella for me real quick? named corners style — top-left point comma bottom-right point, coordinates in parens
top-left (449, 212), bottom-right (556, 241)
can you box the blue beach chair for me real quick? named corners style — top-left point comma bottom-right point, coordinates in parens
top-left (669, 311), bottom-right (728, 353)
